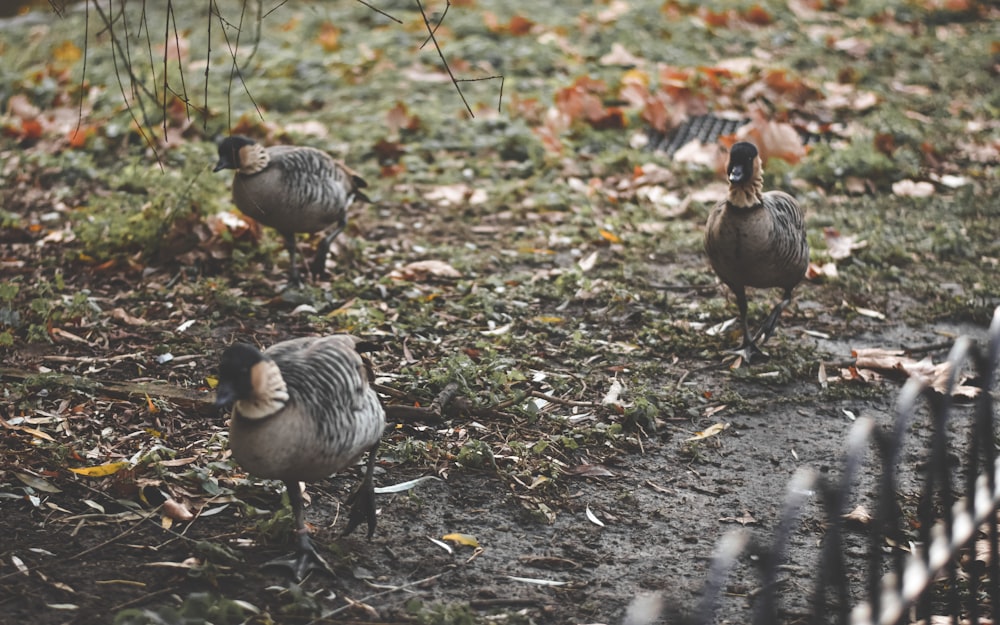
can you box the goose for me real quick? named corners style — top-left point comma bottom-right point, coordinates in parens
top-left (704, 141), bottom-right (809, 364)
top-left (214, 135), bottom-right (370, 285)
top-left (215, 335), bottom-right (385, 579)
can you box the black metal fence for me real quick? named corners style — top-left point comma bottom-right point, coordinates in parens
top-left (681, 306), bottom-right (1000, 625)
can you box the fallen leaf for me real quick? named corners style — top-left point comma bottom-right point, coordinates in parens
top-left (69, 461), bottom-right (129, 477)
top-left (843, 505), bottom-right (872, 525)
top-left (824, 228), bottom-right (867, 260)
top-left (388, 260), bottom-right (461, 281)
top-left (442, 533), bottom-right (480, 548)
top-left (585, 505), bottom-right (605, 527)
top-left (15, 472), bottom-right (61, 493)
top-left (892, 180), bottom-right (935, 197)
top-left (564, 464), bottom-right (616, 478)
top-left (110, 307), bottom-right (147, 326)
top-left (685, 422), bottom-right (730, 442)
top-left (162, 498), bottom-right (194, 522)
top-left (806, 261), bottom-right (838, 280)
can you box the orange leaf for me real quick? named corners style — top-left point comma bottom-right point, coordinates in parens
top-left (53, 40), bottom-right (82, 63)
top-left (317, 22), bottom-right (340, 51)
top-left (20, 118), bottom-right (43, 141)
top-left (68, 126), bottom-right (94, 149)
top-left (741, 4), bottom-right (773, 25)
top-left (508, 15), bottom-right (534, 35)
top-left (600, 230), bottom-right (621, 244)
top-left (700, 8), bottom-right (730, 27)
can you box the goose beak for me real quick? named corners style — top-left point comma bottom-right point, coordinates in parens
top-left (215, 382), bottom-right (237, 407)
top-left (213, 159), bottom-right (230, 173)
top-left (728, 165), bottom-right (746, 184)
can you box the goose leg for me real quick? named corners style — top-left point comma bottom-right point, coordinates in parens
top-left (342, 442), bottom-right (379, 540)
top-left (727, 287), bottom-right (766, 364)
top-left (282, 233), bottom-right (303, 286)
top-left (310, 216), bottom-right (347, 279)
top-left (263, 481), bottom-right (333, 580)
top-left (754, 288), bottom-right (793, 347)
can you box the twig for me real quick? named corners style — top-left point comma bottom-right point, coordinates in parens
top-left (418, 0), bottom-right (450, 49)
top-left (414, 0), bottom-right (472, 117)
top-left (384, 381), bottom-right (461, 424)
top-left (314, 569), bottom-right (454, 621)
top-left (429, 382), bottom-right (460, 415)
top-left (0, 366), bottom-right (216, 416)
top-left (356, 0), bottom-right (402, 24)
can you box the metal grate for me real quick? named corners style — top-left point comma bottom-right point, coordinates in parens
top-left (649, 113), bottom-right (826, 158)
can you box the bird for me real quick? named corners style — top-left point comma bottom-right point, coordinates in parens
top-left (704, 141), bottom-right (809, 365)
top-left (214, 334), bottom-right (386, 579)
top-left (213, 135), bottom-right (370, 286)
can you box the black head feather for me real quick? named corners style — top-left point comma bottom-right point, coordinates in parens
top-left (215, 343), bottom-right (265, 406)
top-left (214, 136), bottom-right (257, 172)
top-left (726, 141), bottom-right (759, 184)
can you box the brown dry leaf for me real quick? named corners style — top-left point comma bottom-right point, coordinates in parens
top-left (843, 505), bottom-right (872, 525)
top-left (599, 42), bottom-right (643, 67)
top-left (564, 464), bottom-right (616, 478)
top-left (806, 261), bottom-right (838, 280)
top-left (388, 260), bottom-right (461, 282)
top-left (735, 111), bottom-right (806, 165)
top-left (851, 349), bottom-right (980, 398)
top-left (673, 139), bottom-right (721, 168)
top-left (162, 498), bottom-right (194, 522)
top-left (597, 0), bottom-right (630, 23)
top-left (892, 180), bottom-right (935, 197)
top-left (719, 510), bottom-right (758, 526)
top-left (425, 183), bottom-right (487, 207)
top-left (833, 36), bottom-right (871, 58)
top-left (852, 348), bottom-right (907, 370)
top-left (316, 22), bottom-right (340, 51)
top-left (823, 228), bottom-right (867, 260)
top-left (111, 307), bottom-right (147, 326)
top-left (685, 422), bottom-right (730, 442)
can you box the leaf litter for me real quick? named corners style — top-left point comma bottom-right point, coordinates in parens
top-left (0, 0), bottom-right (998, 623)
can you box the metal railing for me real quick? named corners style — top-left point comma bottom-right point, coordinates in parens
top-left (684, 306), bottom-right (1000, 625)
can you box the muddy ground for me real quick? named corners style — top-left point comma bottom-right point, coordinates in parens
top-left (1, 1), bottom-right (998, 624)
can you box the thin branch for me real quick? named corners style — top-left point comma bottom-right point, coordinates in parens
top-left (355, 0), bottom-right (402, 24)
top-left (262, 0), bottom-right (290, 20)
top-left (74, 1), bottom-right (90, 136)
top-left (92, 0), bottom-right (159, 164)
top-left (414, 0), bottom-right (472, 117)
top-left (419, 0), bottom-right (450, 49)
top-left (457, 74), bottom-right (505, 113)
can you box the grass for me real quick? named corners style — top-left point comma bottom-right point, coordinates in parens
top-left (1, 0), bottom-right (998, 622)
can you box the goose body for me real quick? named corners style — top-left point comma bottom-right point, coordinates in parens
top-left (214, 136), bottom-right (370, 284)
top-left (216, 334), bottom-right (385, 578)
top-left (704, 141), bottom-right (809, 363)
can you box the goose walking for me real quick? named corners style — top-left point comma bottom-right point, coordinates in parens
top-left (215, 335), bottom-right (385, 579)
top-left (704, 141), bottom-right (809, 364)
top-left (214, 135), bottom-right (370, 285)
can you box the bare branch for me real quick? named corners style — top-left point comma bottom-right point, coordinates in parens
top-left (355, 0), bottom-right (403, 24)
top-left (414, 0), bottom-right (472, 117)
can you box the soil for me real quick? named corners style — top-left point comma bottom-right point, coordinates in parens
top-left (1, 1), bottom-right (998, 624)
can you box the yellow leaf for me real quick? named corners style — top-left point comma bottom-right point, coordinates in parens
top-left (685, 422), bottom-right (730, 442)
top-left (53, 40), bottom-right (81, 63)
top-left (442, 533), bottom-right (480, 548)
top-left (621, 68), bottom-right (649, 87)
top-left (69, 461), bottom-right (128, 477)
top-left (145, 427), bottom-right (163, 439)
top-left (600, 229), bottom-right (621, 244)
top-left (205, 375), bottom-right (218, 389)
top-left (534, 316), bottom-right (563, 324)
top-left (145, 393), bottom-right (159, 414)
